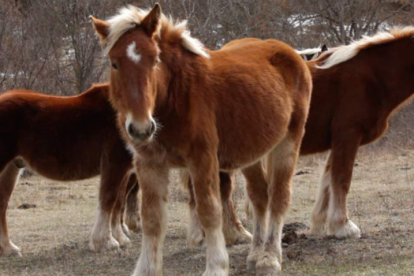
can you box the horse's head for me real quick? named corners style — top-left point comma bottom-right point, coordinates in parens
top-left (91, 5), bottom-right (162, 144)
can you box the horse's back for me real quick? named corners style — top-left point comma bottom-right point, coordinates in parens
top-left (0, 85), bottom-right (118, 180)
top-left (210, 38), bottom-right (311, 169)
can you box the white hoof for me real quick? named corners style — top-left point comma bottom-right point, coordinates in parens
top-left (187, 222), bottom-right (205, 247)
top-left (0, 241), bottom-right (22, 257)
top-left (328, 219), bottom-right (361, 239)
top-left (224, 227), bottom-right (253, 245)
top-left (203, 268), bottom-right (229, 276)
top-left (89, 235), bottom-right (120, 252)
top-left (256, 252), bottom-right (282, 276)
top-left (113, 230), bottom-right (131, 248)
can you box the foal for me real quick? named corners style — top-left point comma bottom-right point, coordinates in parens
top-left (91, 4), bottom-right (311, 275)
top-left (0, 84), bottom-right (136, 256)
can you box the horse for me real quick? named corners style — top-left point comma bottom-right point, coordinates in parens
top-left (302, 27), bottom-right (414, 238)
top-left (296, 44), bottom-right (328, 61)
top-left (0, 84), bottom-right (139, 256)
top-left (122, 43), bottom-right (329, 247)
top-left (195, 27), bottom-right (414, 241)
top-left (91, 4), bottom-right (312, 276)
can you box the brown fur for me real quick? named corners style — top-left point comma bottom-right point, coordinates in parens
top-left (0, 84), bottom-right (138, 255)
top-left (92, 4), bottom-right (312, 275)
top-left (212, 28), bottom-right (414, 239)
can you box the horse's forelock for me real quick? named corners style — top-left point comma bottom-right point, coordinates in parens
top-left (102, 5), bottom-right (209, 59)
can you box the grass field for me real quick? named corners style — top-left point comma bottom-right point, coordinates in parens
top-left (1, 147), bottom-right (414, 276)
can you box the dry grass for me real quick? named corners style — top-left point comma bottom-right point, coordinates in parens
top-left (1, 148), bottom-right (414, 275)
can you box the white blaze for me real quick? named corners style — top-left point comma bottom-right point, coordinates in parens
top-left (127, 41), bottom-right (141, 63)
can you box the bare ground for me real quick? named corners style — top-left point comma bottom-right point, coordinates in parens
top-left (1, 148), bottom-right (414, 276)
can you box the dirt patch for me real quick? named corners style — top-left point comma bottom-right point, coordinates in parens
top-left (1, 150), bottom-right (414, 275)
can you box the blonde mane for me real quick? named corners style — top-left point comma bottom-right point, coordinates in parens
top-left (318, 27), bottom-right (414, 69)
top-left (103, 5), bottom-right (210, 59)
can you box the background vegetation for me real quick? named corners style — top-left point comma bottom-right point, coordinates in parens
top-left (1, 0), bottom-right (413, 146)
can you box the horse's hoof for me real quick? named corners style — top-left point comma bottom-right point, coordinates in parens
top-left (256, 253), bottom-right (281, 276)
top-left (89, 236), bottom-right (120, 252)
top-left (125, 214), bottom-right (141, 233)
top-left (225, 228), bottom-right (253, 245)
top-left (202, 268), bottom-right (229, 276)
top-left (187, 225), bottom-right (205, 247)
top-left (115, 232), bottom-right (131, 248)
top-left (328, 219), bottom-right (361, 239)
top-left (0, 242), bottom-right (22, 257)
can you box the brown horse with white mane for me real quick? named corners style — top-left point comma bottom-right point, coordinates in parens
top-left (0, 84), bottom-right (139, 256)
top-left (303, 27), bottom-right (414, 238)
top-left (91, 4), bottom-right (311, 276)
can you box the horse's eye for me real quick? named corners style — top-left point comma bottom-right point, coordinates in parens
top-left (112, 63), bottom-right (118, 70)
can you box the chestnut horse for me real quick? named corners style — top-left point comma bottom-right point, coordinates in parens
top-left (0, 84), bottom-right (139, 256)
top-left (91, 4), bottom-right (311, 276)
top-left (121, 44), bottom-right (328, 247)
top-left (191, 27), bottom-right (414, 242)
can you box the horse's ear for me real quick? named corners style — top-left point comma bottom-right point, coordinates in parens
top-left (321, 44), bottom-right (328, 52)
top-left (90, 16), bottom-right (110, 41)
top-left (141, 3), bottom-right (162, 37)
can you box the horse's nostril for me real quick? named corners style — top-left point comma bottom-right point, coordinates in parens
top-left (127, 123), bottom-right (138, 138)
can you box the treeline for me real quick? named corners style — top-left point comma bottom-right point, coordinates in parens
top-left (1, 0), bottom-right (412, 95)
top-left (1, 0), bottom-right (414, 147)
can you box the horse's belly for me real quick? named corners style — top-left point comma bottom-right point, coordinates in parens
top-left (217, 110), bottom-right (290, 170)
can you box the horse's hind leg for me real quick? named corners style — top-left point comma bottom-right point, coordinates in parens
top-left (242, 162), bottom-right (269, 270)
top-left (187, 174), bottom-right (206, 247)
top-left (220, 171), bottom-right (252, 245)
top-left (111, 173), bottom-right (131, 247)
top-left (256, 133), bottom-right (302, 275)
top-left (0, 162), bottom-right (21, 257)
top-left (187, 171), bottom-right (252, 246)
top-left (90, 161), bottom-right (129, 252)
top-left (123, 174), bottom-right (141, 233)
top-left (326, 133), bottom-right (361, 239)
top-left (310, 153), bottom-right (332, 234)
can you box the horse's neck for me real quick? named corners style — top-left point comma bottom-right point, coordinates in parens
top-left (155, 54), bottom-right (209, 119)
top-left (380, 67), bottom-right (414, 115)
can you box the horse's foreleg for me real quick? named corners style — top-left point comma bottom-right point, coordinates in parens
top-left (220, 172), bottom-right (252, 245)
top-left (124, 174), bottom-right (141, 233)
top-left (132, 164), bottom-right (169, 276)
top-left (0, 162), bottom-right (21, 257)
top-left (310, 153), bottom-right (332, 235)
top-left (189, 153), bottom-right (229, 276)
top-left (242, 161), bottom-right (268, 270)
top-left (326, 134), bottom-right (361, 239)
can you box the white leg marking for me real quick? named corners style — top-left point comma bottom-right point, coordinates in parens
top-left (112, 215), bottom-right (131, 248)
top-left (203, 227), bottom-right (229, 276)
top-left (90, 207), bottom-right (120, 252)
top-left (310, 155), bottom-right (332, 235)
top-left (187, 205), bottom-right (205, 247)
top-left (327, 195), bottom-right (361, 239)
top-left (222, 200), bottom-right (252, 245)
